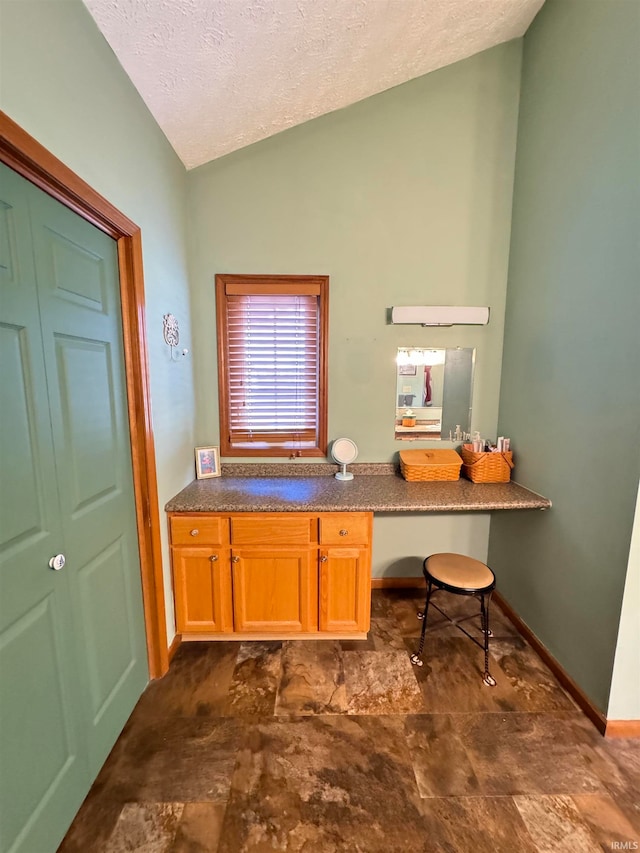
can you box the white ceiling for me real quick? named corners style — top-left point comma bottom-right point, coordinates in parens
top-left (83, 0), bottom-right (544, 170)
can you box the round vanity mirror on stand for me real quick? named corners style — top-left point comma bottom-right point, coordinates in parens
top-left (331, 438), bottom-right (358, 481)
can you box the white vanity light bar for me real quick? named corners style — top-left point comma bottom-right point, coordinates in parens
top-left (390, 306), bottom-right (490, 326)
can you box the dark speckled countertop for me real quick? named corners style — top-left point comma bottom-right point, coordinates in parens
top-left (165, 463), bottom-right (551, 514)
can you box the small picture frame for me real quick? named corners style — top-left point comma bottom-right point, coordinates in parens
top-left (398, 364), bottom-right (417, 376)
top-left (195, 446), bottom-right (221, 479)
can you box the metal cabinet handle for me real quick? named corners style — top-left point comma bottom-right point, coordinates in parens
top-left (339, 529), bottom-right (348, 536)
top-left (232, 556), bottom-right (240, 563)
top-left (320, 556), bottom-right (328, 563)
top-left (49, 554), bottom-right (66, 571)
top-left (190, 529), bottom-right (199, 536)
top-left (209, 555), bottom-right (218, 562)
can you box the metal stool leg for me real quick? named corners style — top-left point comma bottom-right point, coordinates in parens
top-left (411, 580), bottom-right (432, 666)
top-left (480, 592), bottom-right (496, 686)
top-left (480, 592), bottom-right (493, 638)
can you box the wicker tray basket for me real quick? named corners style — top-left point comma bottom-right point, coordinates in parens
top-left (399, 449), bottom-right (462, 482)
top-left (461, 444), bottom-right (514, 483)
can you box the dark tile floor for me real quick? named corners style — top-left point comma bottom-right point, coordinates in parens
top-left (59, 589), bottom-right (640, 852)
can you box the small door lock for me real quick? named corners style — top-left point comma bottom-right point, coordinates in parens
top-left (49, 554), bottom-right (66, 571)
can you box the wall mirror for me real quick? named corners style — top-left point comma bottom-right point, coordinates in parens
top-left (395, 347), bottom-right (475, 441)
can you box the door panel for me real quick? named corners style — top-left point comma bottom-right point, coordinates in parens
top-left (0, 164), bottom-right (89, 853)
top-left (31, 195), bottom-right (133, 560)
top-left (47, 226), bottom-right (107, 311)
top-left (28, 183), bottom-right (149, 777)
top-left (0, 595), bottom-right (84, 853)
top-left (0, 593), bottom-right (90, 853)
top-left (0, 198), bottom-right (18, 283)
top-left (0, 323), bottom-right (47, 548)
top-left (0, 170), bottom-right (62, 573)
top-left (55, 334), bottom-right (120, 514)
top-left (77, 538), bottom-right (136, 721)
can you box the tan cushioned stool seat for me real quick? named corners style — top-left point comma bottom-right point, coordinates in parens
top-left (425, 553), bottom-right (494, 590)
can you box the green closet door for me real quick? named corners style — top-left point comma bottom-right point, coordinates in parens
top-left (0, 163), bottom-right (149, 853)
top-left (28, 175), bottom-right (149, 778)
top-left (0, 164), bottom-right (90, 853)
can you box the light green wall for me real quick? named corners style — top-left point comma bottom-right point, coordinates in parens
top-left (0, 0), bottom-right (197, 641)
top-left (187, 42), bottom-right (522, 575)
top-left (373, 513), bottom-right (491, 579)
top-left (489, 0), bottom-right (640, 713)
top-left (188, 42), bottom-right (521, 458)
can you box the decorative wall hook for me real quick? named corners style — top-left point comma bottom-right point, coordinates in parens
top-left (163, 313), bottom-right (189, 361)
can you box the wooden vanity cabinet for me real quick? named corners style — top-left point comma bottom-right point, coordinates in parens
top-left (168, 511), bottom-right (372, 638)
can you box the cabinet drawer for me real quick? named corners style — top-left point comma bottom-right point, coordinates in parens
top-left (170, 515), bottom-right (228, 546)
top-left (319, 513), bottom-right (371, 545)
top-left (231, 515), bottom-right (315, 545)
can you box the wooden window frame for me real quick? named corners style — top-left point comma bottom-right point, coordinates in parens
top-left (216, 274), bottom-right (329, 457)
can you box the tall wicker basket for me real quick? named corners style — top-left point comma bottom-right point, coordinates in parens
top-left (461, 444), bottom-right (514, 483)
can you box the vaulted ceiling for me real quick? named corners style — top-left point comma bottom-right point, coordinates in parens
top-left (83, 0), bottom-right (544, 170)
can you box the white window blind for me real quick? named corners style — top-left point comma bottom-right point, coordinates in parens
top-left (217, 277), bottom-right (327, 455)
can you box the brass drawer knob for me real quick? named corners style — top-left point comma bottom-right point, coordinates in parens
top-left (232, 556), bottom-right (240, 563)
top-left (339, 529), bottom-right (348, 536)
top-left (209, 554), bottom-right (218, 562)
top-left (320, 556), bottom-right (328, 563)
top-left (190, 529), bottom-right (199, 536)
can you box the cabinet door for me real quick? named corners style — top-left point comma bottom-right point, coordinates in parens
top-left (172, 547), bottom-right (233, 633)
top-left (232, 548), bottom-right (317, 633)
top-left (319, 547), bottom-right (371, 633)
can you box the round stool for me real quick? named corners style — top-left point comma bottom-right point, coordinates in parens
top-left (409, 553), bottom-right (497, 686)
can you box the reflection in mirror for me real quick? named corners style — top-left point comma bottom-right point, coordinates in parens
top-left (395, 347), bottom-right (475, 441)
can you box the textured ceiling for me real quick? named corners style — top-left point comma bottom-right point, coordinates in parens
top-left (83, 0), bottom-right (544, 170)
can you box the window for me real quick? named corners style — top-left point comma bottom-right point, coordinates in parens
top-left (216, 274), bottom-right (328, 457)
